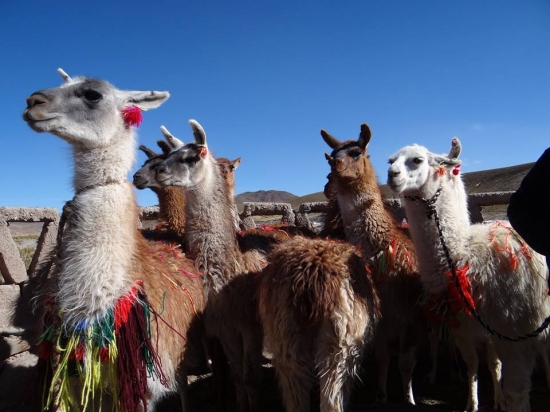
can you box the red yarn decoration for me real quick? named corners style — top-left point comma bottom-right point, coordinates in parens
top-left (121, 105), bottom-right (143, 127)
top-left (198, 146), bottom-right (208, 157)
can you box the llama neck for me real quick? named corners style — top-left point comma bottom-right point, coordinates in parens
top-left (57, 133), bottom-right (138, 328)
top-left (403, 179), bottom-right (470, 294)
top-left (337, 182), bottom-right (399, 257)
top-left (154, 186), bottom-right (186, 238)
top-left (184, 161), bottom-right (242, 297)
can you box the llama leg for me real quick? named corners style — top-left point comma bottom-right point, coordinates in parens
top-left (398, 339), bottom-right (417, 405)
top-left (374, 335), bottom-right (390, 403)
top-left (241, 333), bottom-right (263, 412)
top-left (318, 346), bottom-right (358, 412)
top-left (500, 349), bottom-right (535, 412)
top-left (272, 354), bottom-right (314, 412)
top-left (485, 341), bottom-right (506, 411)
top-left (208, 338), bottom-right (231, 412)
top-left (176, 370), bottom-right (189, 412)
top-left (317, 329), bottom-right (364, 412)
top-left (223, 334), bottom-right (253, 412)
top-left (427, 329), bottom-right (440, 385)
top-left (453, 334), bottom-right (479, 412)
top-left (539, 345), bottom-right (550, 388)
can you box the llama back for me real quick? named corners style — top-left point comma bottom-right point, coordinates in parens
top-left (466, 222), bottom-right (550, 337)
top-left (259, 236), bottom-right (380, 327)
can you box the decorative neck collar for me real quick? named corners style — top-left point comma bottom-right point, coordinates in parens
top-left (75, 179), bottom-right (128, 196)
top-left (404, 187), bottom-right (442, 220)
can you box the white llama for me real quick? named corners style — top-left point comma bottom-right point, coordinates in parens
top-left (22, 68), bottom-right (206, 411)
top-left (387, 142), bottom-right (550, 412)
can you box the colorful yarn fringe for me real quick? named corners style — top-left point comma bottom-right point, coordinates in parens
top-left (421, 263), bottom-right (473, 340)
top-left (37, 281), bottom-right (165, 412)
top-left (367, 238), bottom-right (413, 285)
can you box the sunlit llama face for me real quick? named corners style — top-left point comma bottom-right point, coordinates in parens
top-left (322, 123), bottom-right (373, 185)
top-left (23, 69), bottom-right (169, 149)
top-left (387, 144), bottom-right (461, 197)
top-left (387, 144), bottom-right (433, 195)
top-left (23, 78), bottom-right (125, 148)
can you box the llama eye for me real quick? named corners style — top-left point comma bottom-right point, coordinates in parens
top-left (413, 158), bottom-right (423, 164)
top-left (349, 150), bottom-right (362, 160)
top-left (82, 89), bottom-right (102, 102)
top-left (181, 155), bottom-right (199, 164)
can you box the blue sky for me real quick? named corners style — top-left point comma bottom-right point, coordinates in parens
top-left (2, 1), bottom-right (549, 211)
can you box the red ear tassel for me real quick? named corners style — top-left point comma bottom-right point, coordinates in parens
top-left (198, 146), bottom-right (208, 157)
top-left (453, 165), bottom-right (461, 175)
top-left (121, 105), bottom-right (143, 127)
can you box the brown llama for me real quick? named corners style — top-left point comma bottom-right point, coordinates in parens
top-left (22, 69), bottom-right (206, 411)
top-left (319, 172), bottom-right (346, 240)
top-left (134, 141), bottom-right (187, 239)
top-left (155, 119), bottom-right (292, 411)
top-left (321, 123), bottom-right (430, 405)
top-left (258, 235), bottom-right (381, 412)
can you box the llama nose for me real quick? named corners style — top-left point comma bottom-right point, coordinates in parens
top-left (388, 169), bottom-right (401, 178)
top-left (26, 93), bottom-right (48, 108)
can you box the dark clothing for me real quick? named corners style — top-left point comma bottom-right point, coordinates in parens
top-left (508, 148), bottom-right (550, 256)
top-left (507, 148), bottom-right (550, 292)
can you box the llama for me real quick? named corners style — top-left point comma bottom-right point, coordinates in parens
top-left (257, 234), bottom-right (381, 412)
top-left (387, 142), bottom-right (550, 412)
top-left (134, 142), bottom-right (187, 239)
top-left (321, 123), bottom-right (431, 405)
top-left (22, 69), bottom-right (206, 411)
top-left (318, 172), bottom-right (346, 240)
top-left (154, 119), bottom-right (293, 411)
top-left (133, 128), bottom-right (242, 237)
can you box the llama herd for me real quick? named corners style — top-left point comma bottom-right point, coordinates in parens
top-left (18, 69), bottom-right (550, 412)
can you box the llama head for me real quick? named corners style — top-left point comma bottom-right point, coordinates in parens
top-left (387, 143), bottom-right (461, 197)
top-left (216, 157), bottom-right (241, 194)
top-left (22, 68), bottom-right (170, 149)
top-left (133, 144), bottom-right (166, 190)
top-left (133, 125), bottom-right (184, 190)
top-left (321, 123), bottom-right (373, 184)
top-left (155, 119), bottom-right (214, 188)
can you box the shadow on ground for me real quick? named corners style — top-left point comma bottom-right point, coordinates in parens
top-left (2, 340), bottom-right (549, 411)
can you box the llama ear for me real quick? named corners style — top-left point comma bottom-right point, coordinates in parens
top-left (57, 68), bottom-right (72, 83)
top-left (231, 158), bottom-right (242, 170)
top-left (447, 136), bottom-right (462, 159)
top-left (324, 152), bottom-right (333, 163)
top-left (160, 125), bottom-right (184, 149)
top-left (321, 130), bottom-right (342, 149)
top-left (138, 145), bottom-right (158, 159)
top-left (189, 119), bottom-right (207, 147)
top-left (120, 90), bottom-right (170, 111)
top-left (358, 124), bottom-right (372, 150)
top-left (432, 154), bottom-right (462, 168)
top-left (156, 140), bottom-right (172, 155)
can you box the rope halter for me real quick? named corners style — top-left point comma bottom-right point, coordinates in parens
top-left (404, 187), bottom-right (442, 220)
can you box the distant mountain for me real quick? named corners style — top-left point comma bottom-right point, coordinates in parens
top-left (235, 190), bottom-right (298, 204)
